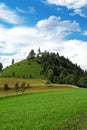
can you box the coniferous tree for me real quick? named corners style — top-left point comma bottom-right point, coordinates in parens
top-left (27, 49), bottom-right (35, 60)
top-left (12, 59), bottom-right (15, 64)
top-left (0, 63), bottom-right (3, 71)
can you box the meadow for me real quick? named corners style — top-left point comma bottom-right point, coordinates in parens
top-left (0, 89), bottom-right (87, 130)
top-left (0, 78), bottom-right (73, 97)
top-left (1, 59), bottom-right (44, 79)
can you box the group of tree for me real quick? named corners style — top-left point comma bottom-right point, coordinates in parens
top-left (4, 82), bottom-right (30, 96)
top-left (27, 50), bottom-right (87, 88)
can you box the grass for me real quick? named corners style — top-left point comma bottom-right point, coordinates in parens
top-left (0, 78), bottom-right (74, 97)
top-left (1, 59), bottom-right (44, 79)
top-left (0, 89), bottom-right (87, 130)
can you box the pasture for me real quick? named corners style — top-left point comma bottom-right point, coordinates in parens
top-left (0, 78), bottom-right (76, 97)
top-left (1, 59), bottom-right (44, 79)
top-left (0, 89), bottom-right (87, 130)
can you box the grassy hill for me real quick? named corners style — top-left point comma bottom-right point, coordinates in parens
top-left (0, 89), bottom-right (87, 130)
top-left (1, 51), bottom-right (87, 88)
top-left (1, 59), bottom-right (44, 79)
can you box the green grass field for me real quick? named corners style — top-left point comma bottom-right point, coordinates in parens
top-left (1, 59), bottom-right (44, 79)
top-left (0, 89), bottom-right (87, 130)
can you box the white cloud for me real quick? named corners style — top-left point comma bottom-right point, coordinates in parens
top-left (28, 7), bottom-right (36, 14)
top-left (74, 9), bottom-right (86, 17)
top-left (70, 8), bottom-right (87, 17)
top-left (0, 3), bottom-right (22, 24)
top-left (46, 0), bottom-right (87, 17)
top-left (37, 16), bottom-right (80, 39)
top-left (59, 40), bottom-right (87, 70)
top-left (46, 0), bottom-right (87, 9)
top-left (16, 7), bottom-right (26, 14)
top-left (83, 30), bottom-right (87, 36)
top-left (16, 6), bottom-right (36, 14)
top-left (0, 16), bottom-right (87, 70)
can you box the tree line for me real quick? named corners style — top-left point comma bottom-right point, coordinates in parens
top-left (3, 82), bottom-right (31, 96)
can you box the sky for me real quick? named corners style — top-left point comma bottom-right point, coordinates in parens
top-left (0, 0), bottom-right (87, 70)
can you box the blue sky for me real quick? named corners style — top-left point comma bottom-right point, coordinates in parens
top-left (0, 0), bottom-right (87, 69)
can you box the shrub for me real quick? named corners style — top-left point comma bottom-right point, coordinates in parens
top-left (4, 83), bottom-right (9, 90)
top-left (21, 82), bottom-right (26, 94)
top-left (45, 80), bottom-right (51, 85)
top-left (15, 82), bottom-right (19, 95)
top-left (28, 62), bottom-right (31, 65)
top-left (12, 72), bottom-right (15, 77)
top-left (26, 83), bottom-right (31, 88)
top-left (4, 83), bottom-right (9, 96)
top-left (29, 74), bottom-right (32, 78)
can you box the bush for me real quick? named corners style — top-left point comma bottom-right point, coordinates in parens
top-left (29, 74), bottom-right (32, 78)
top-left (45, 80), bottom-right (51, 85)
top-left (28, 62), bottom-right (31, 65)
top-left (12, 72), bottom-right (15, 77)
top-left (21, 82), bottom-right (26, 94)
top-left (15, 82), bottom-right (19, 95)
top-left (4, 83), bottom-right (10, 96)
top-left (23, 75), bottom-right (25, 79)
top-left (26, 83), bottom-right (31, 88)
top-left (17, 64), bottom-right (20, 66)
top-left (4, 83), bottom-right (9, 90)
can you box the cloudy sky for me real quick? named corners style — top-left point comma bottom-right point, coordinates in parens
top-left (0, 0), bottom-right (87, 69)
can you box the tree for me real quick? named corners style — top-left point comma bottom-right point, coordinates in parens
top-left (37, 47), bottom-right (42, 56)
top-left (12, 59), bottom-right (15, 64)
top-left (78, 77), bottom-right (87, 88)
top-left (27, 49), bottom-right (35, 60)
top-left (47, 69), bottom-right (54, 83)
top-left (15, 82), bottom-right (19, 95)
top-left (21, 82), bottom-right (26, 94)
top-left (0, 63), bottom-right (3, 71)
top-left (12, 72), bottom-right (15, 77)
top-left (4, 83), bottom-right (9, 96)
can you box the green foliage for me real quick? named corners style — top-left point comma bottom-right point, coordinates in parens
top-left (0, 63), bottom-right (3, 71)
top-left (12, 72), bottom-right (15, 77)
top-left (26, 83), bottom-right (31, 88)
top-left (46, 69), bottom-right (54, 82)
top-left (4, 83), bottom-right (9, 91)
top-left (20, 82), bottom-right (26, 94)
top-left (15, 82), bottom-right (19, 95)
top-left (0, 89), bottom-right (87, 130)
top-left (45, 80), bottom-right (51, 85)
top-left (39, 51), bottom-right (86, 87)
top-left (12, 59), bottom-right (15, 65)
top-left (27, 49), bottom-right (35, 60)
top-left (78, 77), bottom-right (87, 88)
top-left (4, 83), bottom-right (9, 96)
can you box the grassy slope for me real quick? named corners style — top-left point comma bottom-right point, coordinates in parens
top-left (1, 59), bottom-right (44, 79)
top-left (0, 89), bottom-right (87, 130)
top-left (0, 78), bottom-right (75, 97)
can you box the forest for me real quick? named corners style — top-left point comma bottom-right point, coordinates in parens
top-left (34, 50), bottom-right (87, 88)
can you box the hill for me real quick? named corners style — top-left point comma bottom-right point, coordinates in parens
top-left (1, 50), bottom-right (87, 88)
top-left (1, 59), bottom-right (44, 79)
